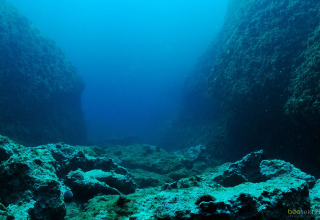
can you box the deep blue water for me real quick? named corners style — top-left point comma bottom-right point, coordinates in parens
top-left (7, 0), bottom-right (228, 144)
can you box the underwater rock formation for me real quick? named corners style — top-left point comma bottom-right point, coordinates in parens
top-left (213, 150), bottom-right (265, 187)
top-left (65, 169), bottom-right (122, 200)
top-left (1, 135), bottom-right (320, 219)
top-left (260, 159), bottom-right (316, 188)
top-left (69, 149), bottom-right (317, 220)
top-left (129, 169), bottom-right (173, 188)
top-left (0, 0), bottom-right (86, 146)
top-left (104, 144), bottom-right (196, 175)
top-left (159, 0), bottom-right (320, 174)
top-left (0, 135), bottom-right (136, 219)
top-left (126, 150), bottom-right (315, 220)
top-left (205, 0), bottom-right (320, 165)
top-left (207, 0), bottom-right (320, 120)
top-left (0, 136), bottom-right (66, 219)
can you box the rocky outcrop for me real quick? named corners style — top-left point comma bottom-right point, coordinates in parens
top-left (310, 180), bottom-right (320, 218)
top-left (159, 0), bottom-right (320, 173)
top-left (260, 159), bottom-right (316, 188)
top-left (1, 136), bottom-right (319, 220)
top-left (213, 150), bottom-right (265, 187)
top-left (207, 0), bottom-right (320, 121)
top-left (85, 169), bottom-right (136, 194)
top-left (174, 144), bottom-right (209, 163)
top-left (73, 150), bottom-right (317, 220)
top-left (128, 151), bottom-right (315, 220)
top-left (205, 0), bottom-right (320, 161)
top-left (0, 136), bottom-right (66, 219)
top-left (38, 143), bottom-right (137, 199)
top-left (39, 144), bottom-right (129, 176)
top-left (103, 144), bottom-right (196, 175)
top-left (130, 169), bottom-right (173, 188)
top-left (0, 135), bottom-right (137, 219)
top-left (0, 0), bottom-right (86, 146)
top-left (65, 169), bottom-right (121, 201)
top-left (206, 0), bottom-right (320, 170)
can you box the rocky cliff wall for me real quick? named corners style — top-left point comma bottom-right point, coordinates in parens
top-left (206, 0), bottom-right (320, 169)
top-left (208, 0), bottom-right (320, 120)
top-left (0, 0), bottom-right (86, 145)
top-left (160, 0), bottom-right (320, 174)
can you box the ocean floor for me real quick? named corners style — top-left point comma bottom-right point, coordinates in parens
top-left (0, 135), bottom-right (319, 220)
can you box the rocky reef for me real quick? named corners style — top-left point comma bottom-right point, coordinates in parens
top-left (1, 135), bottom-right (320, 219)
top-left (2, 0), bottom-right (320, 218)
top-left (158, 0), bottom-right (320, 174)
top-left (0, 0), bottom-right (86, 146)
top-left (206, 0), bottom-right (320, 167)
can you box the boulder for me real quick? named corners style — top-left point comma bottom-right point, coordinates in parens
top-left (85, 169), bottom-right (136, 194)
top-left (260, 159), bottom-right (316, 188)
top-left (65, 150), bottom-right (129, 175)
top-left (65, 169), bottom-right (121, 201)
top-left (213, 150), bottom-right (264, 186)
top-left (38, 143), bottom-right (129, 178)
top-left (0, 139), bottom-right (65, 219)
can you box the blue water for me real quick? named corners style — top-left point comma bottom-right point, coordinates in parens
top-left (7, 0), bottom-right (228, 144)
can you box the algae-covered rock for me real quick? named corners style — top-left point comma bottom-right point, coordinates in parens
top-left (207, 0), bottom-right (320, 116)
top-left (104, 144), bottom-right (194, 175)
top-left (205, 0), bottom-right (320, 169)
top-left (1, 128), bottom-right (318, 219)
top-left (85, 169), bottom-right (136, 194)
top-left (223, 150), bottom-right (264, 182)
top-left (310, 180), bottom-right (320, 219)
top-left (310, 180), bottom-right (320, 202)
top-left (167, 168), bottom-right (195, 181)
top-left (38, 143), bottom-right (129, 178)
top-left (135, 176), bottom-right (311, 220)
top-left (174, 144), bottom-right (209, 165)
top-left (0, 136), bottom-right (143, 219)
top-left (130, 169), bottom-right (173, 188)
top-left (163, 0), bottom-right (320, 173)
top-left (65, 169), bottom-right (121, 201)
top-left (0, 203), bottom-right (13, 220)
top-left (213, 150), bottom-right (264, 186)
top-left (0, 135), bottom-right (20, 162)
top-left (0, 138), bottom-right (66, 219)
top-left (0, 0), bottom-right (86, 146)
top-left (66, 195), bottom-right (138, 220)
top-left (64, 150), bottom-right (129, 175)
top-left (260, 159), bottom-right (316, 188)
top-left (56, 149), bottom-right (318, 219)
